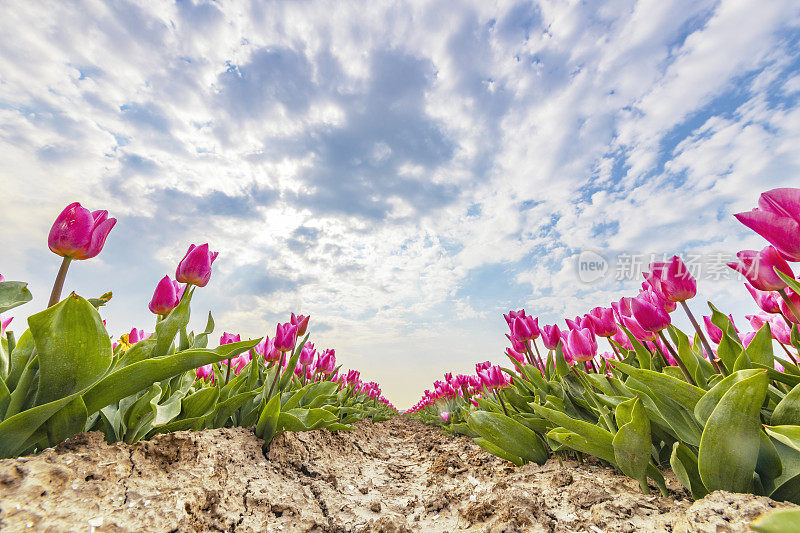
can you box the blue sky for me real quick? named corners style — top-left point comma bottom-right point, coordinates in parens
top-left (1, 0), bottom-right (799, 407)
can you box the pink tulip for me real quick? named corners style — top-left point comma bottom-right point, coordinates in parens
top-left (478, 365), bottom-right (507, 389)
top-left (317, 349), bottom-right (336, 373)
top-left (503, 309), bottom-right (526, 327)
top-left (290, 313), bottom-right (310, 336)
top-left (621, 315), bottom-right (658, 342)
top-left (587, 307), bottom-right (618, 338)
top-left (275, 322), bottom-right (299, 352)
top-left (740, 331), bottom-right (756, 347)
top-left (511, 315), bottom-right (539, 341)
top-left (219, 332), bottom-right (241, 345)
top-left (0, 316), bottom-right (12, 334)
top-left (564, 328), bottom-right (597, 362)
top-left (780, 288), bottom-right (800, 323)
top-left (255, 337), bottom-right (280, 362)
top-left (196, 364), bottom-right (214, 381)
top-left (48, 202), bottom-right (116, 260)
top-left (644, 256), bottom-right (697, 303)
top-left (745, 284), bottom-right (782, 314)
top-left (631, 294), bottom-right (671, 332)
top-left (703, 316), bottom-right (723, 344)
top-left (769, 315), bottom-right (792, 344)
top-left (505, 333), bottom-right (527, 353)
top-left (299, 342), bottom-right (316, 366)
top-left (727, 246), bottom-right (794, 292)
top-left (542, 324), bottom-right (562, 349)
top-left (440, 412), bottom-right (450, 422)
top-left (128, 328), bottom-right (152, 344)
top-left (506, 347), bottom-right (525, 364)
top-left (148, 275), bottom-right (186, 315)
top-left (746, 314), bottom-right (768, 331)
top-left (176, 244), bottom-right (219, 287)
top-left (735, 188), bottom-right (800, 261)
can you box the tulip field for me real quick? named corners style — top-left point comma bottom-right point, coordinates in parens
top-left (3, 191), bottom-right (800, 531)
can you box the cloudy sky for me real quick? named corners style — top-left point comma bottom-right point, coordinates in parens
top-left (1, 0), bottom-right (799, 407)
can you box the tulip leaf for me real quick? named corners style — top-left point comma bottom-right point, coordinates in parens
top-left (44, 396), bottom-right (88, 448)
top-left (750, 508), bottom-right (800, 533)
top-left (612, 397), bottom-right (651, 492)
top-left (772, 384), bottom-right (800, 426)
top-left (612, 362), bottom-right (705, 411)
top-left (530, 403), bottom-right (614, 446)
top-left (152, 288), bottom-right (194, 357)
top-left (0, 281), bottom-right (33, 314)
top-left (191, 312), bottom-right (215, 349)
top-left (698, 371), bottom-right (768, 493)
top-left (468, 410), bottom-right (549, 465)
top-left (716, 333), bottom-right (743, 375)
top-left (776, 270), bottom-right (800, 299)
top-left (473, 437), bottom-right (524, 466)
top-left (5, 329), bottom-right (34, 391)
top-left (546, 427), bottom-right (616, 464)
top-left (695, 369), bottom-right (764, 425)
top-left (764, 425), bottom-right (800, 455)
top-left (278, 407), bottom-right (338, 432)
top-left (87, 291), bottom-right (112, 309)
top-left (82, 339), bottom-right (259, 415)
top-left (0, 391), bottom-right (83, 458)
top-left (746, 323), bottom-right (775, 368)
top-left (670, 441), bottom-right (708, 499)
top-left (758, 429), bottom-right (783, 482)
top-left (28, 293), bottom-right (112, 406)
top-left (181, 387), bottom-right (220, 419)
top-left (620, 326), bottom-right (651, 370)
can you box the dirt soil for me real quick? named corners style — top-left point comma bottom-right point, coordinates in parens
top-left (0, 417), bottom-right (796, 532)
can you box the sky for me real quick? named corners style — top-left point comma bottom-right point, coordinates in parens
top-left (1, 0), bottom-right (799, 408)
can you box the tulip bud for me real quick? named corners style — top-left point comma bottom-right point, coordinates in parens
top-left (48, 202), bottom-right (116, 260)
top-left (644, 256), bottom-right (697, 302)
top-left (176, 243), bottom-right (219, 287)
top-left (541, 324), bottom-right (562, 350)
top-left (219, 332), bottom-right (241, 345)
top-left (291, 313), bottom-right (310, 336)
top-left (735, 188), bottom-right (800, 261)
top-left (0, 316), bottom-right (12, 334)
top-left (744, 284), bottom-right (782, 314)
top-left (564, 328), bottom-right (597, 362)
top-left (196, 364), bottom-right (214, 381)
top-left (587, 307), bottom-right (618, 338)
top-left (299, 342), bottom-right (316, 366)
top-left (440, 412), bottom-right (450, 422)
top-left (275, 322), bottom-right (298, 352)
top-left (148, 275), bottom-right (186, 315)
top-left (703, 316), bottom-right (723, 344)
top-left (727, 246), bottom-right (794, 292)
top-left (630, 294), bottom-right (671, 332)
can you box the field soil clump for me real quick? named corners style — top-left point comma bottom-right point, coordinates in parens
top-left (0, 417), bottom-right (794, 532)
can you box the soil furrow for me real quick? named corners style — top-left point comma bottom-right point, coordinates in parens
top-left (0, 418), bottom-right (793, 532)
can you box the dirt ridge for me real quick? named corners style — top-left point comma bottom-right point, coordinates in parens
top-left (0, 418), bottom-right (794, 532)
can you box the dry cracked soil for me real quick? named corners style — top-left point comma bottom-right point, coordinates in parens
top-left (0, 417), bottom-right (796, 532)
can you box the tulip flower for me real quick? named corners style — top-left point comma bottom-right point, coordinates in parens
top-left (505, 333), bottom-right (527, 353)
top-left (196, 364), bottom-right (214, 382)
top-left (644, 256), bottom-right (697, 303)
top-left (176, 244), bottom-right (219, 287)
top-left (299, 343), bottom-right (316, 366)
top-left (703, 316), bottom-right (723, 344)
top-left (745, 284), bottom-right (782, 314)
top-left (255, 337), bottom-right (280, 362)
top-left (0, 316), bottom-right (12, 335)
top-left (632, 292), bottom-right (672, 332)
top-left (503, 309), bottom-right (526, 327)
top-left (505, 347), bottom-right (525, 365)
top-left (780, 288), bottom-right (800, 323)
top-left (440, 412), bottom-right (450, 422)
top-left (746, 314), bottom-right (768, 331)
top-left (727, 246), bottom-right (794, 292)
top-left (317, 349), bottom-right (336, 374)
top-left (148, 275), bottom-right (186, 315)
top-left (587, 307), bottom-right (618, 338)
top-left (290, 313), bottom-right (310, 336)
top-left (275, 322), bottom-right (299, 352)
top-left (564, 328), bottom-right (597, 363)
top-left (541, 324), bottom-right (562, 350)
top-left (735, 188), bottom-right (800, 261)
top-left (511, 316), bottom-right (539, 341)
top-left (46, 202), bottom-right (117, 307)
top-left (219, 332), bottom-right (241, 345)
top-left (769, 315), bottom-right (792, 345)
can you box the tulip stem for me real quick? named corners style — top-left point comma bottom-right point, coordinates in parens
top-left (47, 256), bottom-right (72, 308)
top-left (779, 342), bottom-right (800, 366)
top-left (266, 351), bottom-right (286, 399)
top-left (657, 331), bottom-right (695, 385)
top-left (679, 301), bottom-right (722, 374)
top-left (607, 339), bottom-right (624, 361)
top-left (493, 389), bottom-right (509, 416)
top-left (531, 339), bottom-right (546, 370)
top-left (778, 289), bottom-right (800, 324)
top-left (779, 310), bottom-right (794, 328)
top-left (225, 358), bottom-right (232, 385)
top-left (524, 341), bottom-right (545, 373)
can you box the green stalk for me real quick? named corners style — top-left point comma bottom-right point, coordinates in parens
top-left (47, 256), bottom-right (72, 308)
top-left (657, 330), bottom-right (695, 385)
top-left (679, 300), bottom-right (722, 374)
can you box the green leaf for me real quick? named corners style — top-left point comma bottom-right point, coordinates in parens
top-left (152, 288), bottom-right (194, 357)
top-left (466, 411), bottom-right (548, 465)
top-left (0, 392), bottom-right (83, 458)
top-left (278, 407), bottom-right (338, 432)
top-left (716, 332), bottom-right (743, 373)
top-left (620, 326), bottom-right (651, 370)
top-left (612, 397), bottom-right (651, 492)
top-left (772, 384), bottom-right (800, 426)
top-left (612, 362), bottom-right (705, 411)
top-left (758, 429), bottom-right (783, 482)
top-left (698, 371), bottom-right (768, 493)
top-left (750, 508), bottom-right (800, 533)
top-left (277, 334), bottom-right (309, 392)
top-left (255, 393), bottom-right (281, 442)
top-left (45, 397), bottom-right (88, 447)
top-left (28, 293), bottom-right (112, 406)
top-left (5, 329), bottom-right (34, 393)
top-left (670, 441), bottom-right (708, 499)
top-left (191, 312), bottom-right (215, 349)
top-left (765, 425), bottom-right (800, 455)
top-left (82, 339), bottom-right (259, 415)
top-left (181, 387), bottom-right (219, 419)
top-left (0, 281), bottom-right (33, 314)
top-left (694, 369), bottom-right (764, 425)
top-left (87, 291), bottom-right (112, 309)
top-left (473, 437), bottom-right (523, 466)
top-left (531, 403), bottom-right (614, 446)
top-left (746, 323), bottom-right (775, 368)
top-left (546, 427), bottom-right (616, 464)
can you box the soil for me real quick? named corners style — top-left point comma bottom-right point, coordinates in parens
top-left (0, 417), bottom-right (795, 532)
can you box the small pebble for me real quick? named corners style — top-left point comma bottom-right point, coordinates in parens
top-left (370, 501), bottom-right (381, 512)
